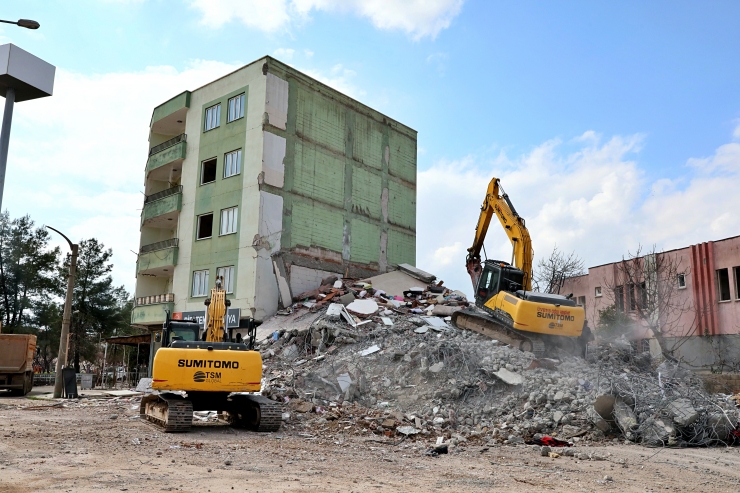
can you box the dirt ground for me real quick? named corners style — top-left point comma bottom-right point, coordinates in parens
top-left (1, 390), bottom-right (740, 492)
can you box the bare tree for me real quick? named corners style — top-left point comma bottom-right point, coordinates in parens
top-left (604, 245), bottom-right (702, 359)
top-left (533, 245), bottom-right (585, 294)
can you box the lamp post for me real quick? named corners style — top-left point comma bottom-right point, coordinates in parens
top-left (47, 226), bottom-right (78, 399)
top-left (0, 41), bottom-right (54, 212)
top-left (0, 19), bottom-right (40, 30)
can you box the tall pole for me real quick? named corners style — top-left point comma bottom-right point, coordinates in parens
top-left (49, 226), bottom-right (78, 398)
top-left (0, 87), bottom-right (16, 211)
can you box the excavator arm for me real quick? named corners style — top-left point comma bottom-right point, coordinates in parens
top-left (466, 177), bottom-right (533, 291)
top-left (203, 277), bottom-right (229, 343)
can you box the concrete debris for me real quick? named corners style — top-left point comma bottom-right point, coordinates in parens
top-left (493, 368), bottom-right (524, 386)
top-left (398, 263), bottom-right (436, 283)
top-left (254, 267), bottom-right (738, 450)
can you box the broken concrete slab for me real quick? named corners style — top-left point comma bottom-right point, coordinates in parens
top-left (414, 326), bottom-right (429, 334)
top-left (586, 405), bottom-right (611, 432)
top-left (337, 373), bottom-right (352, 392)
top-left (421, 316), bottom-right (451, 331)
top-left (346, 299), bottom-right (379, 316)
top-left (398, 263), bottom-right (436, 283)
top-left (255, 309), bottom-right (322, 342)
top-left (429, 362), bottom-right (445, 373)
top-left (359, 345), bottom-right (381, 356)
top-left (431, 305), bottom-right (463, 317)
top-left (493, 368), bottom-right (524, 386)
top-left (360, 270), bottom-right (423, 298)
top-left (397, 426), bottom-right (420, 435)
top-left (613, 398), bottom-right (639, 435)
top-left (668, 398), bottom-right (699, 427)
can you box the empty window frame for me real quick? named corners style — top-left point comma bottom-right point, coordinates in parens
top-left (201, 158), bottom-right (217, 184)
top-left (224, 149), bottom-right (242, 178)
top-left (614, 285), bottom-right (624, 312)
top-left (594, 286), bottom-right (602, 297)
top-left (196, 213), bottom-right (213, 240)
top-left (734, 267), bottom-right (740, 300)
top-left (204, 103), bottom-right (221, 131)
top-left (628, 284), bottom-right (637, 311)
top-left (217, 266), bottom-right (235, 294)
top-left (227, 93), bottom-right (245, 122)
top-left (717, 268), bottom-right (731, 301)
top-left (192, 269), bottom-right (210, 297)
top-left (577, 296), bottom-right (586, 308)
top-left (220, 206), bottom-right (238, 235)
top-left (677, 273), bottom-right (687, 289)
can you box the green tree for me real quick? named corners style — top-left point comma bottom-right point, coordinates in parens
top-left (0, 212), bottom-right (60, 333)
top-left (596, 304), bottom-right (634, 341)
top-left (61, 238), bottom-right (131, 372)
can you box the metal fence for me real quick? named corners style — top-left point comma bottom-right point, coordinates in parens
top-left (148, 133), bottom-right (186, 156)
top-left (33, 372), bottom-right (146, 389)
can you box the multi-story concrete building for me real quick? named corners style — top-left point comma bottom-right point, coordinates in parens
top-left (561, 234), bottom-right (740, 369)
top-left (132, 56), bottom-right (417, 336)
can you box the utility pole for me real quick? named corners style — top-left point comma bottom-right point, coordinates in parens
top-left (48, 226), bottom-right (78, 398)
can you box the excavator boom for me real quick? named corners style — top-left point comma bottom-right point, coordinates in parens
top-left (466, 177), bottom-right (533, 291)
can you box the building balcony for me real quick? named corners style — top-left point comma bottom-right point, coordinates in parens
top-left (150, 90), bottom-right (190, 135)
top-left (146, 134), bottom-right (186, 181)
top-left (141, 186), bottom-right (182, 228)
top-left (135, 293), bottom-right (174, 306)
top-left (132, 301), bottom-right (174, 325)
top-left (137, 238), bottom-right (179, 277)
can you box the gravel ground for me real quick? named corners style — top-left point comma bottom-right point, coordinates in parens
top-left (2, 391), bottom-right (740, 492)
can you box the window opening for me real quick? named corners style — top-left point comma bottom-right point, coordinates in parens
top-left (196, 213), bottom-right (213, 240)
top-left (201, 158), bottom-right (217, 184)
top-left (717, 268), bottom-right (731, 301)
top-left (217, 266), bottom-right (235, 294)
top-left (227, 94), bottom-right (245, 122)
top-left (224, 149), bottom-right (241, 178)
top-left (192, 269), bottom-right (210, 297)
top-left (204, 104), bottom-right (221, 131)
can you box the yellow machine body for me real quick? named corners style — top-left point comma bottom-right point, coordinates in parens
top-left (151, 347), bottom-right (262, 393)
top-left (483, 291), bottom-right (585, 338)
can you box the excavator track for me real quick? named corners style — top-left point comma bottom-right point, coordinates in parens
top-left (140, 393), bottom-right (193, 433)
top-left (452, 308), bottom-right (552, 358)
top-left (228, 394), bottom-right (283, 432)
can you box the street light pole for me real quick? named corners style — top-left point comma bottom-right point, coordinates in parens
top-left (0, 86), bottom-right (15, 211)
top-left (48, 226), bottom-right (78, 398)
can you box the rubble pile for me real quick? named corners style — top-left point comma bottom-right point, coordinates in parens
top-left (257, 267), bottom-right (740, 448)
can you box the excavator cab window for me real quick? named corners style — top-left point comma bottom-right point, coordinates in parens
top-left (500, 268), bottom-right (525, 294)
top-left (476, 266), bottom-right (501, 303)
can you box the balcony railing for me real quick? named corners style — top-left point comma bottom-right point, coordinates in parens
top-left (149, 133), bottom-right (186, 157)
top-left (140, 238), bottom-right (179, 254)
top-left (136, 293), bottom-right (174, 306)
top-left (144, 185), bottom-right (182, 205)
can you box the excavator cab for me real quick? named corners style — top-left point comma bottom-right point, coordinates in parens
top-left (475, 260), bottom-right (525, 308)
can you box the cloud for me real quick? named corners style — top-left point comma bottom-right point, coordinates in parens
top-left (189, 0), bottom-right (464, 39)
top-left (6, 60), bottom-right (242, 293)
top-left (299, 63), bottom-right (365, 99)
top-left (416, 131), bottom-right (740, 299)
top-left (273, 48), bottom-right (296, 60)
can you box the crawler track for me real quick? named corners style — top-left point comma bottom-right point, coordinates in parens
top-left (140, 393), bottom-right (193, 432)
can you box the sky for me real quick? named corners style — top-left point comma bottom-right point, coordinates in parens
top-left (0, 0), bottom-right (739, 298)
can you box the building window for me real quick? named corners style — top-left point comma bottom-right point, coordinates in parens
top-left (204, 103), bottom-right (221, 131)
top-left (201, 158), bottom-right (217, 184)
top-left (628, 284), bottom-right (637, 311)
top-left (192, 269), bottom-right (210, 297)
top-left (594, 286), bottom-right (602, 297)
top-left (640, 339), bottom-right (651, 354)
top-left (614, 285), bottom-right (624, 312)
top-left (224, 149), bottom-right (241, 178)
top-left (227, 93), bottom-right (245, 122)
top-left (220, 207), bottom-right (237, 235)
top-left (217, 266), bottom-right (235, 294)
top-left (717, 268), bottom-right (731, 301)
top-left (677, 273), bottom-right (686, 289)
top-left (734, 267), bottom-right (740, 300)
top-left (196, 213), bottom-right (213, 240)
top-left (577, 296), bottom-right (586, 308)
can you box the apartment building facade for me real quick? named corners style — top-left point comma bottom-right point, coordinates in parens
top-left (561, 234), bottom-right (740, 369)
top-left (132, 57), bottom-right (417, 335)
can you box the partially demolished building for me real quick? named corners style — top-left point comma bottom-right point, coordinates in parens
top-left (132, 56), bottom-right (417, 330)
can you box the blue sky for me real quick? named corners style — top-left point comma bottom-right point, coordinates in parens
top-left (1, 0), bottom-right (739, 296)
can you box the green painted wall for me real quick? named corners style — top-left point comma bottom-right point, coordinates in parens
top-left (137, 247), bottom-right (178, 274)
top-left (189, 86), bottom-right (249, 300)
top-left (132, 302), bottom-right (174, 324)
top-left (151, 91), bottom-right (191, 125)
top-left (141, 192), bottom-right (182, 225)
top-left (263, 62), bottom-right (417, 272)
top-left (146, 141), bottom-right (186, 175)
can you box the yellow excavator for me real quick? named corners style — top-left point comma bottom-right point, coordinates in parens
top-left (140, 277), bottom-right (281, 432)
top-left (451, 177), bottom-right (593, 357)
